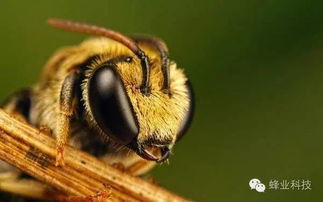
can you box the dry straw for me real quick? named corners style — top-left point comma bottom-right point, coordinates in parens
top-left (0, 109), bottom-right (188, 202)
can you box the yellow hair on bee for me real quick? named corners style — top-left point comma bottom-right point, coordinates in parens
top-left (79, 38), bottom-right (190, 148)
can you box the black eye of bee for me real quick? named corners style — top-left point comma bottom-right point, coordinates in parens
top-left (88, 64), bottom-right (139, 145)
top-left (176, 80), bottom-right (194, 141)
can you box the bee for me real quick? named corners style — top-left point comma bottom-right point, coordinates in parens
top-left (0, 18), bottom-right (194, 199)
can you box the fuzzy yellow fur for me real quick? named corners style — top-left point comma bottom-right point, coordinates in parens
top-left (30, 37), bottom-right (190, 174)
top-left (80, 38), bottom-right (190, 148)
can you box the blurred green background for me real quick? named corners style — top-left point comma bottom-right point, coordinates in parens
top-left (1, 0), bottom-right (323, 201)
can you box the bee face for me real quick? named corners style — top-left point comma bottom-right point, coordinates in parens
top-left (82, 42), bottom-right (194, 162)
top-left (125, 62), bottom-right (194, 163)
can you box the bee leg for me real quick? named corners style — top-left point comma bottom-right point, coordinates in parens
top-left (55, 72), bottom-right (79, 167)
top-left (1, 89), bottom-right (31, 123)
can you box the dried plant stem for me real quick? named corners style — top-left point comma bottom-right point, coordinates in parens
top-left (0, 109), bottom-right (188, 202)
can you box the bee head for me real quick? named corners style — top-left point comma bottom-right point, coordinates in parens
top-left (48, 18), bottom-right (194, 162)
top-left (83, 48), bottom-right (193, 162)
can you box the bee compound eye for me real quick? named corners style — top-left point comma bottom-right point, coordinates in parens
top-left (176, 80), bottom-right (195, 142)
top-left (88, 64), bottom-right (139, 145)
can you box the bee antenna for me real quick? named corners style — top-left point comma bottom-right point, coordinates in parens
top-left (134, 37), bottom-right (170, 94)
top-left (47, 18), bottom-right (150, 95)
